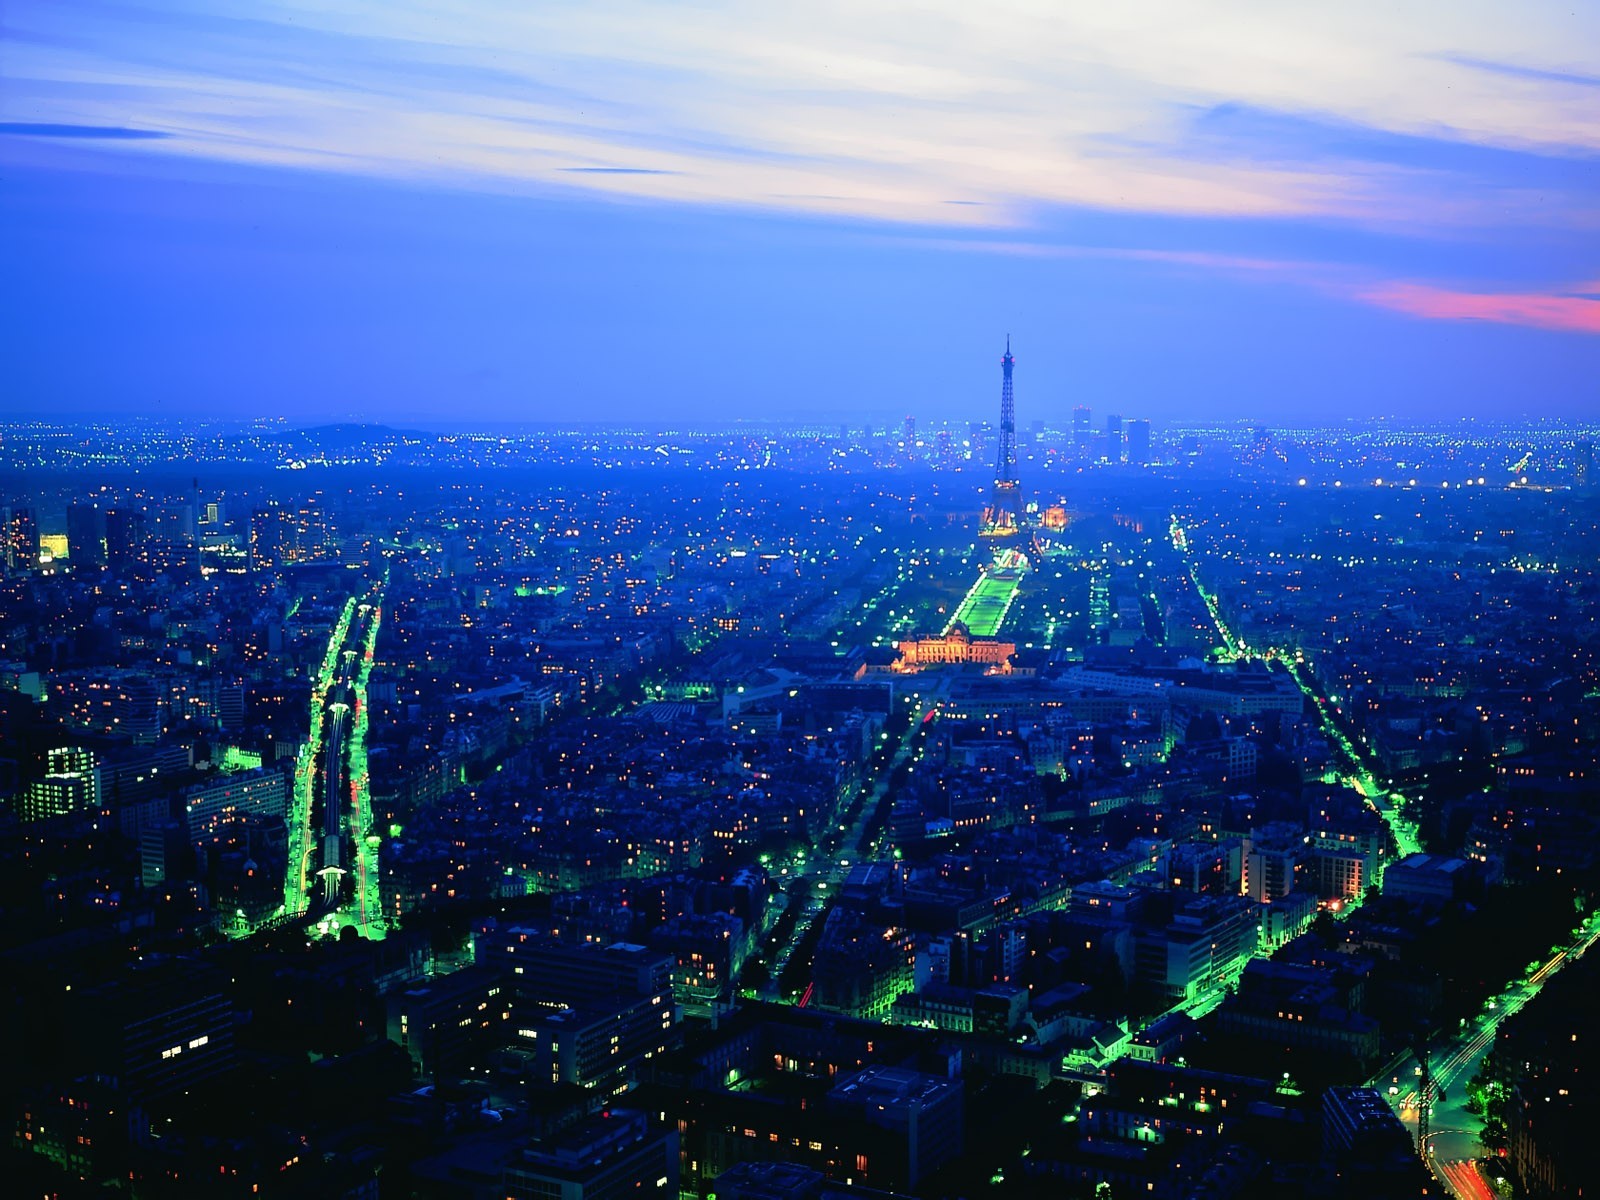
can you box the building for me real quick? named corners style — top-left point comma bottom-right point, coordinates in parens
top-left (477, 930), bottom-right (674, 1006)
top-left (826, 1066), bottom-right (963, 1190)
top-left (388, 964), bottom-right (513, 1078)
top-left (1220, 961), bottom-right (1379, 1064)
top-left (3, 504), bottom-right (39, 571)
top-left (249, 502), bottom-right (287, 572)
top-left (180, 764), bottom-right (289, 845)
top-left (103, 508), bottom-right (149, 573)
top-left (504, 1108), bottom-right (678, 1200)
top-left (1381, 853), bottom-right (1470, 907)
top-left (67, 502), bottom-right (107, 566)
top-left (811, 909), bottom-right (917, 1020)
top-left (894, 625), bottom-right (1015, 671)
top-left (514, 991), bottom-right (677, 1094)
top-left (1104, 414), bottom-right (1123, 462)
top-left (1135, 895), bottom-right (1259, 1004)
top-left (1125, 418), bottom-right (1151, 465)
top-left (70, 963), bottom-right (237, 1101)
top-left (1072, 405), bottom-right (1091, 448)
top-left (1244, 841), bottom-right (1300, 902)
top-left (20, 745), bottom-right (99, 822)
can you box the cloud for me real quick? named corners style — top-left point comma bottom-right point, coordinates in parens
top-left (1440, 55), bottom-right (1600, 91)
top-left (1357, 280), bottom-right (1600, 334)
top-left (559, 166), bottom-right (678, 175)
top-left (3, 0), bottom-right (1597, 234)
top-left (0, 122), bottom-right (170, 139)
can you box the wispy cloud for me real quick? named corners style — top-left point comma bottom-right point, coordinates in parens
top-left (559, 166), bottom-right (679, 175)
top-left (1357, 280), bottom-right (1600, 334)
top-left (0, 122), bottom-right (170, 139)
top-left (1439, 55), bottom-right (1600, 91)
top-left (4, 0), bottom-right (1597, 233)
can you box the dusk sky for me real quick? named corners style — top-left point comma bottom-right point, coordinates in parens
top-left (3, 0), bottom-right (1598, 426)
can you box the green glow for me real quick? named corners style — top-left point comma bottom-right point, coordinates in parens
top-left (218, 745), bottom-right (263, 773)
top-left (948, 570), bottom-right (1021, 638)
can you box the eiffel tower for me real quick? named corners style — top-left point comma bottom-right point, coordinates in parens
top-left (979, 336), bottom-right (1023, 549)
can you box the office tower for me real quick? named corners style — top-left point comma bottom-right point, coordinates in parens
top-left (1577, 440), bottom-right (1593, 490)
top-left (103, 508), bottom-right (149, 573)
top-left (67, 502), bottom-right (107, 566)
top-left (3, 505), bottom-right (39, 570)
top-left (1126, 418), bottom-right (1151, 465)
top-left (1105, 414), bottom-right (1124, 462)
top-left (20, 746), bottom-right (100, 822)
top-left (1073, 404), bottom-right (1091, 447)
top-left (902, 414), bottom-right (916, 450)
top-left (250, 502), bottom-right (285, 572)
top-left (979, 337), bottom-right (1022, 543)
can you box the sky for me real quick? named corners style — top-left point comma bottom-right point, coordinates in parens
top-left (2, 0), bottom-right (1598, 427)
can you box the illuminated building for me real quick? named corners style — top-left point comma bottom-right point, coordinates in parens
top-left (1104, 413), bottom-right (1124, 462)
top-left (389, 964), bottom-right (512, 1078)
top-left (513, 991), bottom-right (677, 1092)
top-left (893, 623), bottom-right (1015, 671)
top-left (3, 504), bottom-right (39, 571)
top-left (811, 908), bottom-right (916, 1020)
top-left (1072, 404), bottom-right (1091, 447)
top-left (181, 764), bottom-right (289, 845)
top-left (249, 501), bottom-right (286, 571)
top-left (20, 745), bottom-right (99, 822)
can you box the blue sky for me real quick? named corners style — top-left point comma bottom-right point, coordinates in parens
top-left (2, 1), bottom-right (1597, 425)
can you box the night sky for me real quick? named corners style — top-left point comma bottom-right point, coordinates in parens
top-left (3, 1), bottom-right (1597, 426)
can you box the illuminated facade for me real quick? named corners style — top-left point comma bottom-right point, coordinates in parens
top-left (893, 624), bottom-right (1015, 671)
top-left (20, 746), bottom-right (99, 822)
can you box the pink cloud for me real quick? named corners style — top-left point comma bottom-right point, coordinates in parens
top-left (1357, 280), bottom-right (1600, 334)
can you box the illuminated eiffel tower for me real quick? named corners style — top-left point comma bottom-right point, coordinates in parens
top-left (978, 336), bottom-right (1023, 552)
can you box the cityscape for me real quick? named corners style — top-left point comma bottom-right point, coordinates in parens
top-left (1, 352), bottom-right (1596, 1197)
top-left (4, 2), bottom-right (1598, 1198)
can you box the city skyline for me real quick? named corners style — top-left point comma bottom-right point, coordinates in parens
top-left (4, 1), bottom-right (1599, 423)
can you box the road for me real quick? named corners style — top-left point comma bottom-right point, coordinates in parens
top-left (759, 689), bottom-right (939, 1000)
top-left (1372, 908), bottom-right (1600, 1195)
top-left (280, 582), bottom-right (387, 938)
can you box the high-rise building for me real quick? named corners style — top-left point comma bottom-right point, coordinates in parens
top-left (1577, 440), bottom-right (1594, 490)
top-left (20, 746), bottom-right (100, 823)
top-left (902, 414), bottom-right (915, 449)
top-left (1072, 405), bottom-right (1092, 447)
top-left (3, 505), bottom-right (39, 571)
top-left (103, 508), bottom-right (149, 574)
top-left (1104, 414), bottom-right (1124, 463)
top-left (250, 502), bottom-right (286, 572)
top-left (67, 503), bottom-right (107, 566)
top-left (1126, 418), bottom-right (1151, 465)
